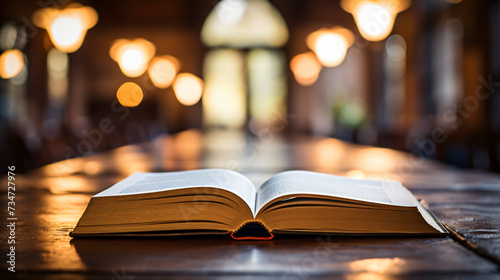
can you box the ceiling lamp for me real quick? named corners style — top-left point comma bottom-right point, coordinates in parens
top-left (116, 82), bottom-right (144, 107)
top-left (0, 49), bottom-right (24, 79)
top-left (147, 55), bottom-right (180, 89)
top-left (341, 0), bottom-right (410, 41)
top-left (306, 27), bottom-right (354, 68)
top-left (290, 52), bottom-right (322, 86)
top-left (33, 3), bottom-right (98, 53)
top-left (173, 73), bottom-right (204, 106)
top-left (110, 38), bottom-right (156, 78)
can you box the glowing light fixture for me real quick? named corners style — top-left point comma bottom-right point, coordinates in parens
top-left (33, 4), bottom-right (98, 53)
top-left (173, 73), bottom-right (203, 106)
top-left (110, 39), bottom-right (156, 78)
top-left (0, 49), bottom-right (24, 79)
top-left (147, 55), bottom-right (180, 89)
top-left (341, 0), bottom-right (410, 41)
top-left (290, 52), bottom-right (322, 86)
top-left (116, 82), bottom-right (143, 107)
top-left (306, 27), bottom-right (354, 68)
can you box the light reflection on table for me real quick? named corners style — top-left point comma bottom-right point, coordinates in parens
top-left (3, 129), bottom-right (499, 278)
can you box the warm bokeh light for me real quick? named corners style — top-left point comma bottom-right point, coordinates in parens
top-left (346, 273), bottom-right (386, 280)
top-left (40, 157), bottom-right (84, 177)
top-left (306, 27), bottom-right (354, 67)
top-left (290, 52), bottom-right (322, 85)
top-left (315, 33), bottom-right (347, 66)
top-left (346, 169), bottom-right (365, 179)
top-left (174, 129), bottom-right (203, 162)
top-left (147, 55), bottom-right (180, 89)
top-left (33, 4), bottom-right (98, 53)
top-left (313, 138), bottom-right (346, 167)
top-left (83, 161), bottom-right (103, 176)
top-left (341, 0), bottom-right (411, 41)
top-left (173, 73), bottom-right (204, 106)
top-left (0, 49), bottom-right (24, 79)
top-left (116, 82), bottom-right (144, 107)
top-left (353, 147), bottom-right (401, 172)
top-left (112, 146), bottom-right (151, 175)
top-left (350, 258), bottom-right (405, 273)
top-left (110, 39), bottom-right (156, 77)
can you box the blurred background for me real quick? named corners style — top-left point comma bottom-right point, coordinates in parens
top-left (0, 0), bottom-right (498, 173)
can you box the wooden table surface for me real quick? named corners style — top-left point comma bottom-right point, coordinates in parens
top-left (1, 130), bottom-right (500, 279)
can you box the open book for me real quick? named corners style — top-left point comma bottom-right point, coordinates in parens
top-left (70, 169), bottom-right (447, 239)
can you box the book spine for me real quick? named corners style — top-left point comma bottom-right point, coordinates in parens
top-left (231, 220), bottom-right (274, 240)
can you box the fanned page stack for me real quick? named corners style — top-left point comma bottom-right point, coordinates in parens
top-left (70, 169), bottom-right (447, 239)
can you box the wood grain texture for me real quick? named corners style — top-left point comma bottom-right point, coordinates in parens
top-left (431, 203), bottom-right (500, 265)
top-left (1, 133), bottom-right (500, 278)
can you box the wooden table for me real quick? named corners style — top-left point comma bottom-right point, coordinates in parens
top-left (1, 130), bottom-right (500, 279)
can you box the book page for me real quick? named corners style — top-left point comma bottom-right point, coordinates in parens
top-left (95, 169), bottom-right (257, 215)
top-left (255, 170), bottom-right (416, 213)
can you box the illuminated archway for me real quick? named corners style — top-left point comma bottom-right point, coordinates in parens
top-left (201, 0), bottom-right (289, 130)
